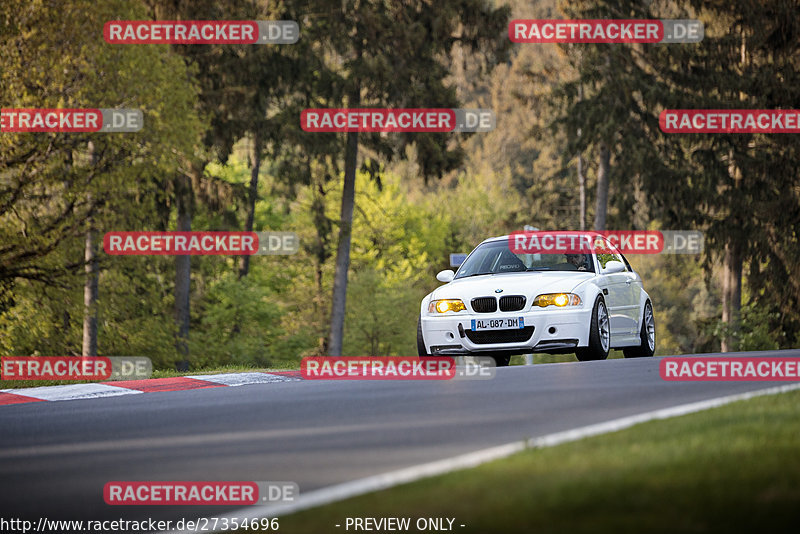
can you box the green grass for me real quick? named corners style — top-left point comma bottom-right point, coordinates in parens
top-left (0, 363), bottom-right (298, 390)
top-left (278, 389), bottom-right (800, 534)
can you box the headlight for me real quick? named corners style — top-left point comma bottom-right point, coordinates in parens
top-left (533, 293), bottom-right (582, 307)
top-left (428, 299), bottom-right (467, 313)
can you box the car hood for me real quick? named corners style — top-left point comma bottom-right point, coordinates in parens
top-left (432, 271), bottom-right (595, 301)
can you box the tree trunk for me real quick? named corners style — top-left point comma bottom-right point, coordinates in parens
top-left (577, 85), bottom-right (586, 231)
top-left (328, 84), bottom-right (360, 356)
top-left (82, 142), bottom-right (99, 357)
top-left (174, 172), bottom-right (193, 367)
top-left (577, 153), bottom-right (586, 231)
top-left (720, 30), bottom-right (747, 353)
top-left (722, 146), bottom-right (744, 352)
top-left (312, 172), bottom-right (331, 354)
top-left (721, 240), bottom-right (742, 352)
top-left (239, 132), bottom-right (262, 279)
top-left (82, 228), bottom-right (99, 356)
top-left (593, 142), bottom-right (610, 231)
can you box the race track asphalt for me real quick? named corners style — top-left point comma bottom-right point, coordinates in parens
top-left (1, 350), bottom-right (798, 527)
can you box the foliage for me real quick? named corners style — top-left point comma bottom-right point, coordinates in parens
top-left (2, 0), bottom-right (798, 368)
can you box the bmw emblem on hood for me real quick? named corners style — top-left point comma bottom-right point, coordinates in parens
top-left (495, 288), bottom-right (503, 293)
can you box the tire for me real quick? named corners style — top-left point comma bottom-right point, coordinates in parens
top-left (624, 301), bottom-right (655, 358)
top-left (575, 296), bottom-right (610, 361)
top-left (417, 316), bottom-right (428, 356)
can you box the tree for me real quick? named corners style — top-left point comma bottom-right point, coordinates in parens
top-left (82, 143), bottom-right (99, 356)
top-left (1, 0), bottom-right (204, 357)
top-left (145, 0), bottom-right (267, 362)
top-left (237, 1), bottom-right (339, 279)
top-left (315, 0), bottom-right (511, 355)
top-left (552, 0), bottom-right (668, 232)
top-left (640, 0), bottom-right (800, 350)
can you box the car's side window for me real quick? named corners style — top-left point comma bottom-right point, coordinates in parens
top-left (620, 253), bottom-right (634, 272)
top-left (597, 251), bottom-right (626, 270)
top-left (596, 253), bottom-right (613, 269)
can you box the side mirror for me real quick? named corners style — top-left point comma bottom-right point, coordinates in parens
top-left (436, 269), bottom-right (455, 283)
top-left (602, 260), bottom-right (626, 274)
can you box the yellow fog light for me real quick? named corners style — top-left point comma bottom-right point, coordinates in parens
top-left (533, 293), bottom-right (582, 307)
top-left (429, 299), bottom-right (467, 313)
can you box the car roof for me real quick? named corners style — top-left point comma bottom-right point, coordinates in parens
top-left (480, 232), bottom-right (610, 246)
top-left (480, 235), bottom-right (510, 244)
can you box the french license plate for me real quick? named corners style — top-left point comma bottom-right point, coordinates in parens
top-left (470, 317), bottom-right (525, 331)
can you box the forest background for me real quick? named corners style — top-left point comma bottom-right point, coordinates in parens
top-left (2, 0), bottom-right (798, 369)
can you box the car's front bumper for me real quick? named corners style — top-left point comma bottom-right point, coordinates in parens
top-left (421, 307), bottom-right (591, 355)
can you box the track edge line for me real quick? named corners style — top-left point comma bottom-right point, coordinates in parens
top-left (163, 382), bottom-right (800, 533)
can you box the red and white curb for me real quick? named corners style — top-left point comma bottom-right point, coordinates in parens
top-left (0, 371), bottom-right (302, 406)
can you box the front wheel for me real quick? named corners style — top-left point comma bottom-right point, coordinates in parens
top-left (575, 296), bottom-right (610, 361)
top-left (623, 301), bottom-right (655, 358)
top-left (417, 316), bottom-right (428, 356)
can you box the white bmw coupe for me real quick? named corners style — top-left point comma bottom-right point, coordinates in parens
top-left (418, 235), bottom-right (655, 366)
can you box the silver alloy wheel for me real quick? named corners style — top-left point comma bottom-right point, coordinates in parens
top-left (645, 303), bottom-right (655, 351)
top-left (598, 300), bottom-right (610, 352)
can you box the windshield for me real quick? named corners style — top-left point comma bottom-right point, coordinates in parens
top-left (455, 240), bottom-right (595, 279)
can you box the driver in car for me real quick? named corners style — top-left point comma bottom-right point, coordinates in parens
top-left (566, 253), bottom-right (588, 271)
